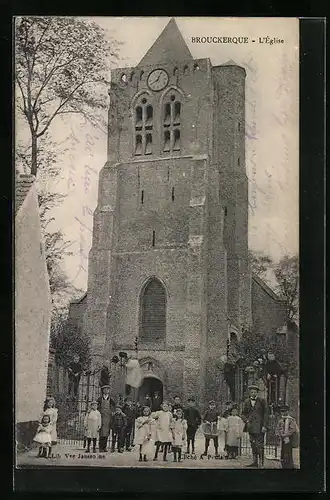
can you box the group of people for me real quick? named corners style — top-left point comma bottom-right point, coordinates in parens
top-left (32, 384), bottom-right (299, 469)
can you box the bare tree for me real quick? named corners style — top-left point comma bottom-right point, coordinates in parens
top-left (248, 250), bottom-right (273, 283)
top-left (15, 16), bottom-right (118, 175)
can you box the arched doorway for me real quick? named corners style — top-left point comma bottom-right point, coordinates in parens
top-left (138, 375), bottom-right (163, 406)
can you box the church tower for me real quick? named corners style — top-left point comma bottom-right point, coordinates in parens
top-left (83, 19), bottom-right (252, 404)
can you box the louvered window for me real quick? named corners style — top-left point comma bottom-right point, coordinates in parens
top-left (163, 92), bottom-right (182, 153)
top-left (140, 279), bottom-right (166, 343)
top-left (134, 96), bottom-right (153, 156)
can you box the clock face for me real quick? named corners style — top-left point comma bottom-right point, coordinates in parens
top-left (147, 69), bottom-right (169, 91)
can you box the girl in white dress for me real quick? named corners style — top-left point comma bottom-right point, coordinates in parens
top-left (43, 397), bottom-right (58, 446)
top-left (152, 401), bottom-right (173, 461)
top-left (171, 408), bottom-right (187, 462)
top-left (84, 401), bottom-right (101, 453)
top-left (226, 405), bottom-right (245, 458)
top-left (33, 415), bottom-right (52, 458)
top-left (135, 406), bottom-right (154, 462)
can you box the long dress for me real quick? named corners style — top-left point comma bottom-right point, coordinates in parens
top-left (43, 407), bottom-right (58, 443)
top-left (226, 415), bottom-right (245, 447)
top-left (151, 410), bottom-right (173, 444)
top-left (217, 417), bottom-right (228, 454)
top-left (135, 416), bottom-right (155, 456)
top-left (172, 418), bottom-right (188, 448)
top-left (84, 410), bottom-right (102, 439)
top-left (33, 423), bottom-right (52, 444)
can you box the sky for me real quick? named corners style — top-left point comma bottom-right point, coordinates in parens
top-left (16, 17), bottom-right (299, 293)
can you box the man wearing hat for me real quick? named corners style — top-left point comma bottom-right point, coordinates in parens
top-left (275, 403), bottom-right (299, 469)
top-left (97, 385), bottom-right (116, 452)
top-left (242, 384), bottom-right (268, 468)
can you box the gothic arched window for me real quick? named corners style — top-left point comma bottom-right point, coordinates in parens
top-left (162, 91), bottom-right (182, 154)
top-left (134, 96), bottom-right (153, 156)
top-left (140, 278), bottom-right (166, 343)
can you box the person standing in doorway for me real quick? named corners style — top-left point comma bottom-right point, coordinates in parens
top-left (97, 385), bottom-right (116, 452)
top-left (142, 393), bottom-right (152, 409)
top-left (151, 391), bottom-right (162, 412)
top-left (183, 397), bottom-right (201, 455)
top-left (241, 384), bottom-right (268, 468)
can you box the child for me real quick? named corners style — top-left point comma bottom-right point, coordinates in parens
top-left (43, 396), bottom-right (58, 447)
top-left (84, 401), bottom-right (101, 453)
top-left (111, 405), bottom-right (127, 453)
top-left (171, 408), bottom-right (187, 462)
top-left (226, 405), bottom-right (245, 459)
top-left (202, 400), bottom-right (220, 458)
top-left (122, 397), bottom-right (136, 451)
top-left (275, 404), bottom-right (299, 469)
top-left (183, 397), bottom-right (201, 455)
top-left (135, 406), bottom-right (154, 462)
top-left (33, 415), bottom-right (52, 458)
top-left (152, 401), bottom-right (173, 461)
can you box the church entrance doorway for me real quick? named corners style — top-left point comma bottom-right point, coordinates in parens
top-left (138, 376), bottom-right (163, 409)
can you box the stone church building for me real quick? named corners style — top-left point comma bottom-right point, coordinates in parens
top-left (69, 19), bottom-right (291, 407)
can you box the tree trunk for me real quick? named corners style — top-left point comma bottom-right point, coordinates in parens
top-left (31, 133), bottom-right (38, 176)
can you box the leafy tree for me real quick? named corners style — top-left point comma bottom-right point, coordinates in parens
top-left (249, 250), bottom-right (299, 325)
top-left (248, 250), bottom-right (273, 284)
top-left (15, 16), bottom-right (118, 175)
top-left (51, 315), bottom-right (91, 370)
top-left (273, 255), bottom-right (299, 324)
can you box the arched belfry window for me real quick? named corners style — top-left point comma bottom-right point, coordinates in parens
top-left (134, 95), bottom-right (153, 156)
top-left (162, 90), bottom-right (182, 154)
top-left (140, 278), bottom-right (166, 343)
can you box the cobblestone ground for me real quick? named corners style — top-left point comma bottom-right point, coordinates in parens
top-left (17, 435), bottom-right (289, 469)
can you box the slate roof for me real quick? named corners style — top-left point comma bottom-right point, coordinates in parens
top-left (15, 174), bottom-right (36, 216)
top-left (138, 18), bottom-right (193, 66)
top-left (252, 273), bottom-right (285, 302)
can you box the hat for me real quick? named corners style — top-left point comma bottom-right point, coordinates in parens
top-left (231, 403), bottom-right (239, 410)
top-left (187, 397), bottom-right (196, 402)
top-left (225, 401), bottom-right (232, 406)
top-left (248, 384), bottom-right (260, 391)
top-left (91, 400), bottom-right (98, 405)
top-left (279, 403), bottom-right (290, 411)
top-left (208, 400), bottom-right (216, 404)
top-left (101, 385), bottom-right (110, 390)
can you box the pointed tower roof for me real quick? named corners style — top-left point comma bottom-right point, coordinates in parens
top-left (138, 18), bottom-right (193, 66)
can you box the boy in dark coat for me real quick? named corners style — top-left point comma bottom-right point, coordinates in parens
top-left (202, 400), bottom-right (220, 458)
top-left (111, 405), bottom-right (127, 453)
top-left (241, 385), bottom-right (268, 468)
top-left (183, 397), bottom-right (201, 455)
top-left (275, 404), bottom-right (298, 469)
top-left (122, 398), bottom-right (136, 451)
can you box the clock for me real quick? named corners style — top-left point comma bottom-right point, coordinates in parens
top-left (147, 69), bottom-right (169, 92)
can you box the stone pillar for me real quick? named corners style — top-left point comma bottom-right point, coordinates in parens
top-left (184, 158), bottom-right (208, 403)
top-left (83, 163), bottom-right (118, 366)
